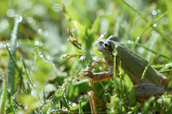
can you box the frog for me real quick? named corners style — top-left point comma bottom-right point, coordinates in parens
top-left (77, 35), bottom-right (169, 103)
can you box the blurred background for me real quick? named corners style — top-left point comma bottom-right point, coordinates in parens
top-left (0, 0), bottom-right (172, 113)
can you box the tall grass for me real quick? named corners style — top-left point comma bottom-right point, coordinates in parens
top-left (0, 0), bottom-right (171, 113)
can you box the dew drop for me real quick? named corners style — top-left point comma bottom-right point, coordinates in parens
top-left (104, 93), bottom-right (108, 96)
top-left (38, 29), bottom-right (43, 35)
top-left (31, 90), bottom-right (37, 97)
top-left (127, 40), bottom-right (132, 44)
top-left (157, 98), bottom-right (162, 104)
top-left (0, 19), bottom-right (9, 32)
top-left (136, 36), bottom-right (140, 40)
top-left (6, 9), bottom-right (14, 17)
top-left (72, 102), bottom-right (77, 107)
top-left (151, 31), bottom-right (156, 36)
top-left (16, 15), bottom-right (23, 23)
top-left (46, 55), bottom-right (51, 60)
top-left (27, 17), bottom-right (33, 23)
top-left (39, 54), bottom-right (43, 58)
top-left (52, 4), bottom-right (61, 12)
top-left (152, 10), bottom-right (157, 16)
top-left (34, 40), bottom-right (39, 45)
top-left (161, 17), bottom-right (169, 25)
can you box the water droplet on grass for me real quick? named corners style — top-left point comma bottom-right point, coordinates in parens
top-left (0, 19), bottom-right (9, 32)
top-left (161, 17), bottom-right (169, 25)
top-left (27, 17), bottom-right (33, 23)
top-left (16, 15), bottom-right (23, 23)
top-left (153, 24), bottom-right (157, 27)
top-left (152, 10), bottom-right (157, 15)
top-left (34, 40), bottom-right (39, 45)
top-left (52, 4), bottom-right (61, 12)
top-left (6, 9), bottom-right (14, 17)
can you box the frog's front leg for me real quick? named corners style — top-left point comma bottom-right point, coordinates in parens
top-left (77, 66), bottom-right (114, 82)
top-left (134, 82), bottom-right (165, 103)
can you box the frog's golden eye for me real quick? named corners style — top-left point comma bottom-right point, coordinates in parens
top-left (103, 42), bottom-right (111, 50)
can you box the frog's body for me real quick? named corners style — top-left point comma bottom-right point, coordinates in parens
top-left (78, 35), bottom-right (169, 103)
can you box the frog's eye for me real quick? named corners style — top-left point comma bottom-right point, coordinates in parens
top-left (103, 42), bottom-right (111, 50)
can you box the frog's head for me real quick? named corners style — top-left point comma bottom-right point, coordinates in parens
top-left (97, 35), bottom-right (119, 54)
top-left (97, 35), bottom-right (119, 66)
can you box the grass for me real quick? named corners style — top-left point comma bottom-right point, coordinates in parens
top-left (0, 0), bottom-right (172, 113)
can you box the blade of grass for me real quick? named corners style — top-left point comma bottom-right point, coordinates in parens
top-left (138, 10), bottom-right (170, 43)
top-left (113, 44), bottom-right (119, 96)
top-left (136, 43), bottom-right (172, 62)
top-left (99, 82), bottom-right (111, 98)
top-left (139, 60), bottom-right (153, 84)
top-left (122, 0), bottom-right (172, 45)
top-left (41, 101), bottom-right (52, 114)
top-left (0, 74), bottom-right (7, 114)
top-left (152, 26), bottom-right (172, 44)
top-left (119, 61), bottom-right (124, 104)
top-left (159, 69), bottom-right (172, 73)
top-left (62, 96), bottom-right (70, 110)
top-left (51, 81), bottom-right (70, 108)
top-left (22, 58), bottom-right (35, 89)
top-left (6, 44), bottom-right (25, 92)
top-left (121, 0), bottom-right (148, 23)
top-left (7, 15), bottom-right (22, 95)
top-left (123, 74), bottom-right (136, 106)
top-left (79, 96), bottom-right (82, 114)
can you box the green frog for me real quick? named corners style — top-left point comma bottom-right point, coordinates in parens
top-left (77, 35), bottom-right (169, 103)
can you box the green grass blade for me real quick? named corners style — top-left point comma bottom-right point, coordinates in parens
top-left (0, 74), bottom-right (7, 114)
top-left (7, 16), bottom-right (22, 95)
top-left (113, 44), bottom-right (119, 96)
top-left (122, 0), bottom-right (172, 45)
top-left (123, 74), bottom-right (136, 106)
top-left (79, 96), bottom-right (82, 114)
top-left (51, 81), bottom-right (70, 108)
top-left (6, 44), bottom-right (25, 92)
top-left (121, 0), bottom-right (147, 23)
top-left (136, 43), bottom-right (172, 62)
top-left (22, 58), bottom-right (35, 89)
top-left (41, 101), bottom-right (52, 114)
top-left (139, 60), bottom-right (153, 84)
top-left (152, 26), bottom-right (172, 45)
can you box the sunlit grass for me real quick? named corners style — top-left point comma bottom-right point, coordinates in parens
top-left (0, 0), bottom-right (171, 113)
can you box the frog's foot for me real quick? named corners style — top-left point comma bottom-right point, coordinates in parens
top-left (77, 70), bottom-right (113, 82)
top-left (134, 83), bottom-right (165, 103)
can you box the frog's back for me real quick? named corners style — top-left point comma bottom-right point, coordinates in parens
top-left (116, 43), bottom-right (162, 86)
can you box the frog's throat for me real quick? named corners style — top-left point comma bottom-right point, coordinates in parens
top-left (103, 54), bottom-right (114, 67)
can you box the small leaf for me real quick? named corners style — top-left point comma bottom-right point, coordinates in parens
top-left (52, 82), bottom-right (70, 108)
top-left (33, 46), bottom-right (55, 90)
top-left (124, 74), bottom-right (136, 106)
top-left (41, 101), bottom-right (52, 114)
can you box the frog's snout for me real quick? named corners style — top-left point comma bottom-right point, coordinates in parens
top-left (97, 40), bottom-right (104, 51)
